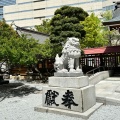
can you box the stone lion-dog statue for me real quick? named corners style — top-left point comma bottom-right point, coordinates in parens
top-left (54, 37), bottom-right (82, 73)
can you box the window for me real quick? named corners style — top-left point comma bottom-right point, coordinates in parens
top-left (34, 0), bottom-right (45, 2)
top-left (34, 16), bottom-right (45, 19)
top-left (34, 8), bottom-right (45, 11)
top-left (18, 1), bottom-right (32, 5)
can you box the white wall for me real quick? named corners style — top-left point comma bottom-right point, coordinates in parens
top-left (3, 0), bottom-right (114, 28)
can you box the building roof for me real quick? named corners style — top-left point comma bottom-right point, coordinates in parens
top-left (103, 2), bottom-right (120, 26)
top-left (83, 46), bottom-right (120, 55)
top-left (16, 26), bottom-right (49, 44)
top-left (16, 26), bottom-right (49, 36)
top-left (103, 16), bottom-right (120, 26)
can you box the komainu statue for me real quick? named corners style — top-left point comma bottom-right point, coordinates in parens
top-left (54, 37), bottom-right (82, 73)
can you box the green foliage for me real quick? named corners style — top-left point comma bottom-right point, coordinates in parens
top-left (0, 19), bottom-right (42, 66)
top-left (0, 19), bottom-right (18, 39)
top-left (101, 10), bottom-right (112, 21)
top-left (0, 34), bottom-right (41, 66)
top-left (35, 19), bottom-right (53, 58)
top-left (103, 29), bottom-right (120, 46)
top-left (80, 13), bottom-right (108, 48)
top-left (39, 39), bottom-right (53, 58)
top-left (35, 19), bottom-right (51, 34)
top-left (0, 19), bottom-right (18, 60)
top-left (50, 6), bottom-right (88, 55)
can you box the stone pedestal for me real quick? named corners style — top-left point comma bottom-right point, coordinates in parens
top-left (35, 75), bottom-right (100, 118)
top-left (49, 76), bottom-right (89, 88)
top-left (35, 37), bottom-right (102, 118)
top-left (54, 72), bottom-right (83, 77)
top-left (42, 85), bottom-right (96, 112)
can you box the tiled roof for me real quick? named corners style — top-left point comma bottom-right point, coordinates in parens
top-left (16, 26), bottom-right (49, 36)
top-left (16, 26), bottom-right (49, 44)
top-left (107, 15), bottom-right (120, 22)
top-left (83, 46), bottom-right (120, 54)
top-left (103, 3), bottom-right (120, 26)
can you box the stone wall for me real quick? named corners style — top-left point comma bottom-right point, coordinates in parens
top-left (89, 71), bottom-right (112, 85)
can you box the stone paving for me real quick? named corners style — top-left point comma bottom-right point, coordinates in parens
top-left (95, 77), bottom-right (120, 105)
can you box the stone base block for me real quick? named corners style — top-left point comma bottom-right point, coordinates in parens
top-left (81, 85), bottom-right (96, 112)
top-left (34, 103), bottom-right (103, 119)
top-left (49, 76), bottom-right (89, 88)
top-left (54, 72), bottom-right (83, 77)
top-left (42, 85), bottom-right (96, 112)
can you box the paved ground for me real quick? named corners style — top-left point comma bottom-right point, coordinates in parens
top-left (1, 77), bottom-right (120, 120)
top-left (4, 76), bottom-right (120, 106)
top-left (95, 77), bottom-right (120, 105)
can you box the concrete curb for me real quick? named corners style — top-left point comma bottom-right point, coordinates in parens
top-left (97, 96), bottom-right (120, 106)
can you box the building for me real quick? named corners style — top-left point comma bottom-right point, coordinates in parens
top-left (103, 1), bottom-right (120, 31)
top-left (83, 1), bottom-right (120, 73)
top-left (102, 0), bottom-right (115, 11)
top-left (0, 0), bottom-right (16, 20)
top-left (16, 26), bottom-right (49, 43)
top-left (102, 1), bottom-right (120, 45)
top-left (81, 45), bottom-right (120, 73)
top-left (3, 0), bottom-right (115, 28)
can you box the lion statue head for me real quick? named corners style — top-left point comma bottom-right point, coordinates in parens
top-left (62, 37), bottom-right (81, 58)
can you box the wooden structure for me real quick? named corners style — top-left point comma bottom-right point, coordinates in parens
top-left (10, 58), bottom-right (55, 81)
top-left (80, 46), bottom-right (120, 74)
top-left (37, 58), bottom-right (55, 76)
top-left (10, 66), bottom-right (28, 76)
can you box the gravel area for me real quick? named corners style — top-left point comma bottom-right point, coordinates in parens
top-left (0, 80), bottom-right (120, 120)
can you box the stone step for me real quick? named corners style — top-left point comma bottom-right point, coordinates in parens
top-left (104, 77), bottom-right (120, 81)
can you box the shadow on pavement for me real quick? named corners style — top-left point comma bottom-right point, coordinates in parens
top-left (0, 83), bottom-right (41, 102)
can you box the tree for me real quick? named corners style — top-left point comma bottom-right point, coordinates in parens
top-left (101, 10), bottom-right (112, 21)
top-left (35, 19), bottom-right (51, 35)
top-left (80, 13), bottom-right (108, 48)
top-left (39, 39), bottom-right (52, 58)
top-left (50, 6), bottom-right (88, 56)
top-left (103, 29), bottom-right (120, 46)
top-left (0, 19), bottom-right (41, 67)
top-left (7, 35), bottom-right (41, 66)
top-left (0, 19), bottom-right (18, 60)
top-left (0, 35), bottom-right (41, 66)
top-left (35, 19), bottom-right (54, 57)
top-left (113, 30), bottom-right (120, 45)
top-left (0, 19), bottom-right (17, 39)
top-left (101, 10), bottom-right (113, 46)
